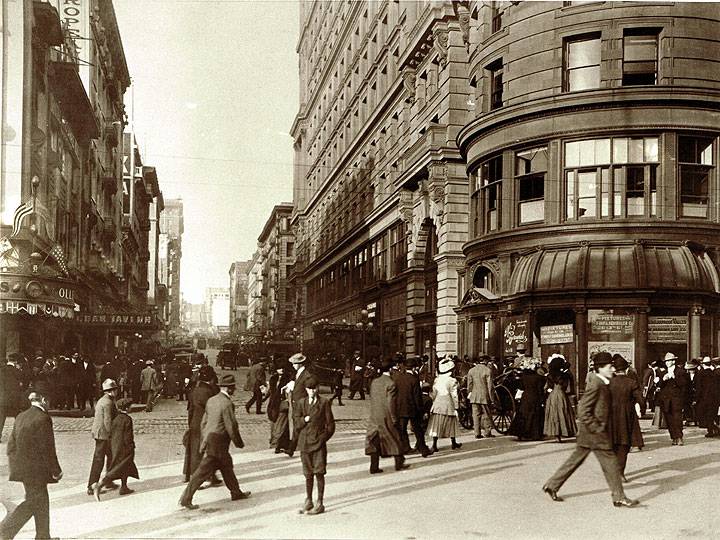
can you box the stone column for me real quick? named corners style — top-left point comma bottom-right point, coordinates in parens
top-left (435, 254), bottom-right (465, 357)
top-left (575, 308), bottom-right (588, 396)
top-left (690, 305), bottom-right (703, 360)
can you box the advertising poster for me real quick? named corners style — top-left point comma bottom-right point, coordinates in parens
top-left (587, 341), bottom-right (635, 363)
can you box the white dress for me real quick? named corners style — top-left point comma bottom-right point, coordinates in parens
top-left (427, 373), bottom-right (459, 438)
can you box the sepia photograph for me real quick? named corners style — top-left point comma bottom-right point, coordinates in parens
top-left (2, 0), bottom-right (720, 538)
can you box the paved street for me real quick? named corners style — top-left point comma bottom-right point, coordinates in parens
top-left (2, 379), bottom-right (720, 540)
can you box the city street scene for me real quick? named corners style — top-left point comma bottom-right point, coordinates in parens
top-left (2, 1), bottom-right (720, 539)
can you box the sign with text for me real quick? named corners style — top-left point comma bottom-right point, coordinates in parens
top-left (51, 0), bottom-right (91, 92)
top-left (77, 313), bottom-right (158, 327)
top-left (504, 317), bottom-right (529, 354)
top-left (540, 324), bottom-right (574, 345)
top-left (648, 316), bottom-right (688, 344)
top-left (590, 312), bottom-right (634, 335)
top-left (588, 341), bottom-right (635, 363)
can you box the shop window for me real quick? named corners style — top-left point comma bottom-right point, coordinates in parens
top-left (515, 147), bottom-right (547, 224)
top-left (389, 221), bottom-right (407, 276)
top-left (564, 34), bottom-right (601, 92)
top-left (679, 137), bottom-right (713, 218)
top-left (623, 29), bottom-right (659, 86)
top-left (565, 136), bottom-right (659, 220)
top-left (487, 58), bottom-right (504, 110)
top-left (480, 155), bottom-right (503, 233)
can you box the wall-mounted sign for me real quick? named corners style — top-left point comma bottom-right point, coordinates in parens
top-left (541, 324), bottom-right (574, 345)
top-left (588, 341), bottom-right (635, 363)
top-left (77, 313), bottom-right (158, 327)
top-left (0, 300), bottom-right (74, 319)
top-left (0, 276), bottom-right (76, 307)
top-left (504, 317), bottom-right (529, 354)
top-left (648, 316), bottom-right (688, 344)
top-left (590, 313), bottom-right (634, 335)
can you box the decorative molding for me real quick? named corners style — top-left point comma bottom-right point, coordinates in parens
top-left (401, 67), bottom-right (417, 103)
top-left (432, 27), bottom-right (449, 67)
top-left (456, 5), bottom-right (471, 49)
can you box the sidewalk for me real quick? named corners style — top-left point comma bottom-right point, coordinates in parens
top-left (2, 418), bottom-right (720, 539)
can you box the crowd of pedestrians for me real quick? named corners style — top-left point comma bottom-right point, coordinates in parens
top-left (3, 344), bottom-right (720, 538)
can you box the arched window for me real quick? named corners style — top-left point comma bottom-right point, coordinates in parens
top-left (473, 266), bottom-right (496, 294)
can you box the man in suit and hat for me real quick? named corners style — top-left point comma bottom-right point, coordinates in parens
top-left (694, 356), bottom-right (720, 438)
top-left (365, 358), bottom-right (408, 474)
top-left (179, 374), bottom-right (250, 510)
top-left (0, 390), bottom-right (62, 540)
top-left (0, 354), bottom-right (26, 443)
top-left (245, 359), bottom-right (267, 415)
top-left (87, 378), bottom-right (119, 496)
top-left (293, 374), bottom-right (335, 515)
top-left (140, 360), bottom-right (159, 413)
top-left (183, 365), bottom-right (222, 486)
top-left (656, 351), bottom-right (688, 445)
top-left (542, 352), bottom-right (639, 508)
top-left (348, 350), bottom-right (365, 400)
top-left (286, 353), bottom-right (312, 457)
top-left (393, 356), bottom-right (432, 457)
top-left (467, 354), bottom-right (496, 439)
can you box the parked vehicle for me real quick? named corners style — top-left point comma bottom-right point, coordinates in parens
top-left (217, 342), bottom-right (239, 369)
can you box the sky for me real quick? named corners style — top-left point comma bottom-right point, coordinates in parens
top-left (114, 0), bottom-right (300, 303)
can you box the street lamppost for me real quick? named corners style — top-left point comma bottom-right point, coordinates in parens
top-left (356, 309), bottom-right (373, 362)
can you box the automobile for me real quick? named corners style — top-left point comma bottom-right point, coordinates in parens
top-left (217, 342), bottom-right (239, 369)
top-left (311, 356), bottom-right (345, 392)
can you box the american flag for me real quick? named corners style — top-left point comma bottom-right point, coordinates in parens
top-left (49, 243), bottom-right (69, 276)
top-left (11, 199), bottom-right (34, 236)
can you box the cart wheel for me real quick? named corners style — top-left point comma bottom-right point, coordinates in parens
top-left (491, 385), bottom-right (515, 435)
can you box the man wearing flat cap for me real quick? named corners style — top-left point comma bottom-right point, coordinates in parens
top-left (179, 374), bottom-right (250, 510)
top-left (543, 352), bottom-right (639, 508)
top-left (0, 390), bottom-right (62, 540)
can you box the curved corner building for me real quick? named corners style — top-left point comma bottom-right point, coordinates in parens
top-left (456, 1), bottom-right (720, 388)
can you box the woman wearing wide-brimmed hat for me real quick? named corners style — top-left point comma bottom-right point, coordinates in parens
top-left (508, 358), bottom-right (546, 441)
top-left (427, 357), bottom-right (462, 452)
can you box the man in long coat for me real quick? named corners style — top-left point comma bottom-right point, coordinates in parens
top-left (178, 374), bottom-right (250, 510)
top-left (543, 352), bottom-right (639, 507)
top-left (244, 360), bottom-right (266, 414)
top-left (267, 359), bottom-right (294, 454)
top-left (467, 355), bottom-right (496, 439)
top-left (183, 366), bottom-right (221, 486)
top-left (0, 355), bottom-right (26, 443)
top-left (365, 358), bottom-right (408, 474)
top-left (1, 390), bottom-right (62, 540)
top-left (656, 352), bottom-right (688, 445)
top-left (94, 398), bottom-right (138, 499)
top-left (348, 351), bottom-right (365, 400)
top-left (694, 356), bottom-right (720, 437)
top-left (287, 353), bottom-right (312, 457)
top-left (393, 357), bottom-right (431, 457)
top-left (76, 354), bottom-right (97, 411)
top-left (140, 361), bottom-right (159, 412)
top-left (608, 355), bottom-right (644, 481)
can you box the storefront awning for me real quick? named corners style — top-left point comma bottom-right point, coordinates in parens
top-left (509, 243), bottom-right (720, 295)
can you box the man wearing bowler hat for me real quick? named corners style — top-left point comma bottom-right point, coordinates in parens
top-left (542, 352), bottom-right (639, 508)
top-left (179, 374), bottom-right (250, 510)
top-left (0, 389), bottom-right (62, 540)
top-left (87, 378), bottom-right (119, 496)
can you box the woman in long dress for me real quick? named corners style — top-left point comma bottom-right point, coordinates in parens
top-left (427, 357), bottom-right (462, 452)
top-left (544, 354), bottom-right (577, 442)
top-left (609, 355), bottom-right (644, 481)
top-left (509, 358), bottom-right (546, 441)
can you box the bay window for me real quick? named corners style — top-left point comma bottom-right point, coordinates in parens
top-left (564, 34), bottom-right (601, 92)
top-left (480, 155), bottom-right (503, 233)
top-left (679, 137), bottom-right (714, 218)
top-left (515, 147), bottom-right (547, 224)
top-left (565, 136), bottom-right (659, 220)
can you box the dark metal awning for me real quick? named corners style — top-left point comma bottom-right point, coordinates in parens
top-left (49, 62), bottom-right (99, 142)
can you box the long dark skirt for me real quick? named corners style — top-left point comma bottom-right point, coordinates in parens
top-left (183, 429), bottom-right (202, 482)
top-left (270, 410), bottom-right (290, 451)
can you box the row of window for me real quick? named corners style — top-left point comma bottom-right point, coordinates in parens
top-left (485, 27), bottom-right (660, 112)
top-left (471, 135), bottom-right (716, 236)
top-left (306, 221), bottom-right (407, 314)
